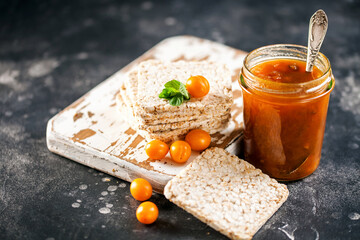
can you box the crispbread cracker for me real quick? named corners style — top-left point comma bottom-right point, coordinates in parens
top-left (116, 94), bottom-right (229, 142)
top-left (122, 67), bottom-right (231, 122)
top-left (116, 92), bottom-right (230, 130)
top-left (136, 121), bottom-right (229, 142)
top-left (117, 92), bottom-right (230, 132)
top-left (138, 113), bottom-right (230, 132)
top-left (135, 60), bottom-right (233, 114)
top-left (164, 148), bottom-right (289, 240)
top-left (118, 89), bottom-right (231, 126)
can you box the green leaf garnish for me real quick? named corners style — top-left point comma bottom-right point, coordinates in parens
top-left (179, 83), bottom-right (190, 100)
top-left (159, 88), bottom-right (174, 99)
top-left (159, 80), bottom-right (190, 106)
top-left (169, 93), bottom-right (184, 106)
top-left (164, 80), bottom-right (181, 90)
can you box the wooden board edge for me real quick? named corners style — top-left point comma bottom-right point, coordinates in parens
top-left (46, 118), bottom-right (172, 193)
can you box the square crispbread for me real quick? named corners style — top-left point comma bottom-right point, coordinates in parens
top-left (118, 88), bottom-right (231, 126)
top-left (137, 119), bottom-right (229, 143)
top-left (135, 60), bottom-right (233, 114)
top-left (164, 148), bottom-right (289, 240)
top-left (116, 94), bottom-right (229, 142)
top-left (117, 89), bottom-right (230, 132)
top-left (117, 93), bottom-right (229, 134)
top-left (123, 66), bottom-right (231, 122)
top-left (138, 113), bottom-right (230, 133)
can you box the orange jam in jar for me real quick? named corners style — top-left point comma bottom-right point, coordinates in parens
top-left (250, 59), bottom-right (323, 83)
top-left (239, 44), bottom-right (335, 181)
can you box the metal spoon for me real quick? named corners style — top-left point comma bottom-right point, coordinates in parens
top-left (306, 9), bottom-right (328, 72)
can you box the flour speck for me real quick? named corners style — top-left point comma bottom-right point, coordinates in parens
top-left (0, 123), bottom-right (28, 142)
top-left (79, 184), bottom-right (88, 190)
top-left (110, 192), bottom-right (115, 195)
top-left (102, 177), bottom-right (111, 182)
top-left (75, 52), bottom-right (89, 60)
top-left (165, 17), bottom-right (177, 26)
top-left (331, 212), bottom-right (342, 219)
top-left (141, 1), bottom-right (153, 10)
top-left (348, 142), bottom-right (359, 150)
top-left (17, 93), bottom-right (33, 102)
top-left (338, 72), bottom-right (360, 115)
top-left (72, 202), bottom-right (81, 208)
top-left (99, 207), bottom-right (111, 214)
top-left (106, 203), bottom-right (113, 208)
top-left (28, 59), bottom-right (59, 78)
top-left (44, 76), bottom-right (54, 87)
top-left (311, 227), bottom-right (319, 240)
top-left (278, 223), bottom-right (296, 240)
top-left (212, 31), bottom-right (225, 44)
top-left (348, 212), bottom-right (360, 220)
top-left (101, 225), bottom-right (106, 228)
top-left (107, 185), bottom-right (118, 192)
top-left (118, 183), bottom-right (126, 188)
top-left (76, 199), bottom-right (82, 203)
top-left (49, 108), bottom-right (58, 115)
top-left (83, 18), bottom-right (94, 27)
top-left (101, 191), bottom-right (108, 196)
top-left (0, 69), bottom-right (21, 89)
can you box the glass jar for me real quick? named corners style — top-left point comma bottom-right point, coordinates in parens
top-left (239, 44), bottom-right (335, 181)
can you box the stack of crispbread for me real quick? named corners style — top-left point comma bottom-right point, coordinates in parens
top-left (116, 60), bottom-right (233, 142)
top-left (164, 147), bottom-right (289, 240)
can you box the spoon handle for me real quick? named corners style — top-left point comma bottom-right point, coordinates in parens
top-left (306, 9), bottom-right (328, 72)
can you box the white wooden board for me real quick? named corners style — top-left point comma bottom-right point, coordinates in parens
top-left (46, 36), bottom-right (247, 192)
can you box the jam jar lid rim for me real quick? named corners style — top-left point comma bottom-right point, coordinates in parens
top-left (242, 43), bottom-right (332, 89)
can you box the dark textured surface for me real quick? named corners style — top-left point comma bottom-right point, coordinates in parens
top-left (1, 0), bottom-right (360, 239)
